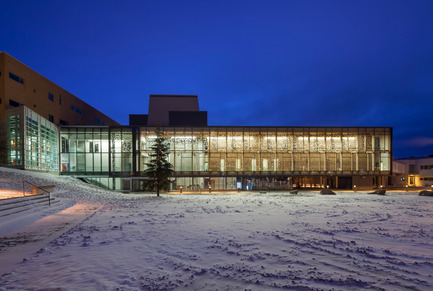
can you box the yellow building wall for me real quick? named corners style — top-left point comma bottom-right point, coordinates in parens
top-left (0, 53), bottom-right (5, 118)
top-left (0, 52), bottom-right (119, 126)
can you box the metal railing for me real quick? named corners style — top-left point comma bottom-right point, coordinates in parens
top-left (22, 180), bottom-right (51, 206)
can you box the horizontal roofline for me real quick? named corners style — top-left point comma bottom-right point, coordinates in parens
top-left (150, 94), bottom-right (198, 98)
top-left (60, 125), bottom-right (392, 130)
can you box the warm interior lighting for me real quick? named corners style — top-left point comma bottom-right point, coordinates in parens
top-left (0, 189), bottom-right (25, 200)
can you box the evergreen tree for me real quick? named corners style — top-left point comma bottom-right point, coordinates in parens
top-left (144, 127), bottom-right (173, 197)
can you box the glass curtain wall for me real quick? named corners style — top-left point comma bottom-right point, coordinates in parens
top-left (60, 127), bottom-right (110, 173)
top-left (60, 126), bottom-right (391, 191)
top-left (138, 127), bottom-right (392, 190)
top-left (23, 107), bottom-right (59, 172)
top-left (60, 127), bottom-right (134, 174)
top-left (6, 114), bottom-right (22, 166)
top-left (138, 126), bottom-right (392, 175)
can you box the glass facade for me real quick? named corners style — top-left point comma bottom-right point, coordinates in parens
top-left (60, 127), bottom-right (134, 174)
top-left (60, 126), bottom-right (392, 191)
top-left (1, 107), bottom-right (59, 172)
top-left (24, 108), bottom-right (59, 171)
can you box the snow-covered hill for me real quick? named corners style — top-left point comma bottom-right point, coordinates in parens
top-left (1, 168), bottom-right (433, 290)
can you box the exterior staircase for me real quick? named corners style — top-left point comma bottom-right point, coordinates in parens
top-left (0, 194), bottom-right (58, 217)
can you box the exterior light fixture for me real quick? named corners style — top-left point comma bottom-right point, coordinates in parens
top-left (180, 186), bottom-right (183, 194)
top-left (354, 185), bottom-right (357, 193)
top-left (406, 184), bottom-right (409, 192)
top-left (209, 185), bottom-right (212, 193)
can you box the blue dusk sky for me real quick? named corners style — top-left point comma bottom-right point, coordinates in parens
top-left (1, 0), bottom-right (433, 158)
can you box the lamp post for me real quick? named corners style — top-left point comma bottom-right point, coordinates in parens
top-left (353, 185), bottom-right (357, 193)
top-left (180, 186), bottom-right (183, 194)
top-left (406, 184), bottom-right (408, 192)
top-left (209, 185), bottom-right (212, 194)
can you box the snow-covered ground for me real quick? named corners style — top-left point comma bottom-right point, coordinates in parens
top-left (1, 168), bottom-right (433, 290)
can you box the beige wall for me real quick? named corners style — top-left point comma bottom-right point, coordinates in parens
top-left (0, 52), bottom-right (119, 126)
top-left (0, 53), bottom-right (5, 118)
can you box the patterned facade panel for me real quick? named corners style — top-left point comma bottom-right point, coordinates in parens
top-left (59, 126), bottom-right (392, 177)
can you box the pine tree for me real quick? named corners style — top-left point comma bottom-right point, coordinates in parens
top-left (144, 127), bottom-right (173, 197)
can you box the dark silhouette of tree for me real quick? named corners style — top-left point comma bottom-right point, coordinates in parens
top-left (144, 127), bottom-right (173, 197)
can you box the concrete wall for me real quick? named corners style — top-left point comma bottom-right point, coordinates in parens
top-left (147, 95), bottom-right (199, 126)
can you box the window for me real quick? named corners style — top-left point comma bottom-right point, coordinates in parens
top-left (71, 105), bottom-right (83, 115)
top-left (409, 164), bottom-right (415, 174)
top-left (59, 95), bottom-right (62, 105)
top-left (49, 114), bottom-right (54, 123)
top-left (48, 92), bottom-right (54, 101)
top-left (9, 72), bottom-right (24, 84)
top-left (9, 99), bottom-right (21, 107)
top-left (95, 118), bottom-right (104, 125)
top-left (61, 137), bottom-right (69, 153)
top-left (59, 119), bottom-right (69, 126)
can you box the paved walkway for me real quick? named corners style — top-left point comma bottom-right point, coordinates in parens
top-left (0, 201), bottom-right (101, 275)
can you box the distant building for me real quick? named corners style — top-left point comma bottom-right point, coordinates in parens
top-left (0, 52), bottom-right (393, 191)
top-left (393, 156), bottom-right (433, 187)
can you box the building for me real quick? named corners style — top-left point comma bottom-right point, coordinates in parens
top-left (0, 52), bottom-right (119, 171)
top-left (0, 52), bottom-right (119, 126)
top-left (392, 156), bottom-right (433, 187)
top-left (59, 95), bottom-right (393, 191)
top-left (0, 53), bottom-right (393, 191)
